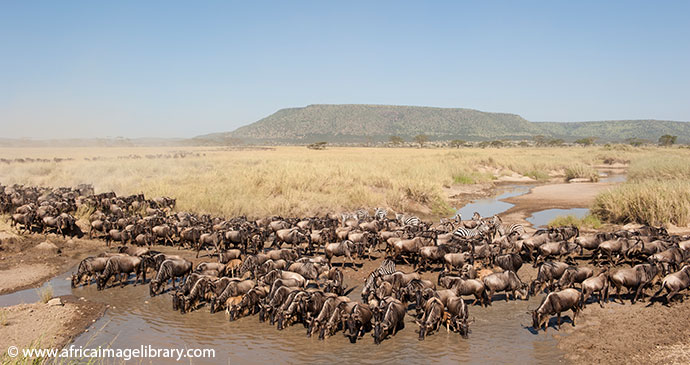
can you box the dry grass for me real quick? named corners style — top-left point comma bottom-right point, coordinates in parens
top-left (0, 146), bottom-right (682, 218)
top-left (593, 180), bottom-right (690, 226)
top-left (592, 151), bottom-right (690, 226)
top-left (36, 284), bottom-right (53, 304)
top-left (548, 214), bottom-right (603, 229)
top-left (565, 164), bottom-right (599, 182)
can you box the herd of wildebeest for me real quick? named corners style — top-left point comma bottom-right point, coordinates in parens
top-left (2, 183), bottom-right (690, 343)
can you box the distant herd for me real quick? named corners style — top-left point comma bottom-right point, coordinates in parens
top-left (2, 183), bottom-right (690, 344)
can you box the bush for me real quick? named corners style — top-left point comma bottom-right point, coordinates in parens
top-left (565, 164), bottom-right (599, 182)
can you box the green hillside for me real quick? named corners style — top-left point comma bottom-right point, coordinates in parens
top-left (198, 104), bottom-right (690, 144)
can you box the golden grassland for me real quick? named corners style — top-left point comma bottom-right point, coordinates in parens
top-left (593, 154), bottom-right (690, 226)
top-left (0, 145), bottom-right (688, 221)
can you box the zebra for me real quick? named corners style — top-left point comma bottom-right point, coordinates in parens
top-left (355, 209), bottom-right (370, 222)
top-left (340, 212), bottom-right (355, 226)
top-left (471, 212), bottom-right (481, 221)
top-left (361, 258), bottom-right (396, 301)
top-left (374, 207), bottom-right (388, 221)
top-left (395, 213), bottom-right (421, 227)
top-left (453, 222), bottom-right (491, 240)
top-left (492, 215), bottom-right (525, 237)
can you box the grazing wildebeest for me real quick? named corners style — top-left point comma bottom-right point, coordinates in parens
top-left (531, 288), bottom-right (582, 332)
top-left (149, 258), bottom-right (193, 296)
top-left (444, 296), bottom-right (471, 337)
top-left (72, 256), bottom-right (110, 287)
top-left (416, 297), bottom-right (444, 340)
top-left (372, 298), bottom-right (406, 344)
top-left (343, 302), bottom-right (373, 343)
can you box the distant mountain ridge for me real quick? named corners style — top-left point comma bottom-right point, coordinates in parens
top-left (198, 104), bottom-right (690, 144)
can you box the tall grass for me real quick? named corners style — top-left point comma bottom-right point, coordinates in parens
top-left (592, 180), bottom-right (690, 226)
top-left (565, 164), bottom-right (599, 182)
top-left (0, 146), bottom-right (682, 218)
top-left (627, 155), bottom-right (690, 182)
top-left (592, 152), bottom-right (690, 226)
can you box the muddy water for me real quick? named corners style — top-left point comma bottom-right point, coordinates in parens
top-left (526, 208), bottom-right (590, 228)
top-left (0, 270), bottom-right (73, 307)
top-left (454, 184), bottom-right (535, 219)
top-left (64, 278), bottom-right (564, 365)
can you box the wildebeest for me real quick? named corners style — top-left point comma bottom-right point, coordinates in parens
top-left (150, 258), bottom-right (193, 296)
top-left (325, 241), bottom-right (356, 267)
top-left (609, 263), bottom-right (661, 304)
top-left (651, 265), bottom-right (690, 305)
top-left (530, 261), bottom-right (570, 295)
top-left (343, 303), bottom-right (373, 343)
top-left (494, 253), bottom-right (523, 274)
top-left (531, 288), bottom-right (582, 332)
top-left (373, 298), bottom-right (406, 344)
top-left (97, 255), bottom-right (145, 290)
top-left (416, 297), bottom-right (444, 340)
top-left (482, 271), bottom-right (528, 303)
top-left (581, 270), bottom-right (609, 308)
top-left (444, 296), bottom-right (470, 337)
top-left (72, 256), bottom-right (110, 287)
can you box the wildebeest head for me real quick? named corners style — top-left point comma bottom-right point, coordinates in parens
top-left (149, 280), bottom-right (160, 297)
top-left (71, 273), bottom-right (83, 288)
top-left (454, 316), bottom-right (471, 339)
top-left (96, 275), bottom-right (107, 290)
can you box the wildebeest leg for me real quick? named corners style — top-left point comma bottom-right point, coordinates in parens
top-left (571, 308), bottom-right (577, 326)
top-left (556, 312), bottom-right (561, 330)
top-left (616, 285), bottom-right (625, 304)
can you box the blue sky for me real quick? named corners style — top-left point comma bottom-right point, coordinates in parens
top-left (1, 1), bottom-right (689, 138)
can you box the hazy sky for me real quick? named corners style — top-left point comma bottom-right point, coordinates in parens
top-left (1, 1), bottom-right (689, 139)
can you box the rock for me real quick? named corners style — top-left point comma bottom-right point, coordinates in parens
top-left (568, 178), bottom-right (591, 183)
top-left (35, 241), bottom-right (59, 253)
top-left (47, 298), bottom-right (63, 307)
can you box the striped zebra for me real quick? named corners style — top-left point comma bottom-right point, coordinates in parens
top-left (355, 209), bottom-right (370, 222)
top-left (374, 207), bottom-right (388, 221)
top-left (453, 222), bottom-right (491, 240)
top-left (340, 212), bottom-right (355, 225)
top-left (493, 215), bottom-right (525, 237)
top-left (361, 258), bottom-right (396, 300)
top-left (471, 212), bottom-right (481, 221)
top-left (395, 213), bottom-right (421, 227)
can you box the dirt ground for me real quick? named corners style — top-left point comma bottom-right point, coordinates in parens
top-left (0, 223), bottom-right (105, 295)
top-left (0, 295), bottom-right (106, 356)
top-left (504, 181), bottom-right (616, 211)
top-left (557, 298), bottom-right (690, 364)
